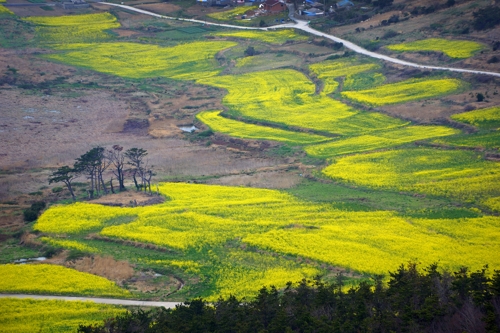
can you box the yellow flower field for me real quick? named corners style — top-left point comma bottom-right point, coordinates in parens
top-left (451, 105), bottom-right (500, 129)
top-left (40, 237), bottom-right (100, 253)
top-left (24, 13), bottom-right (120, 42)
top-left (207, 6), bottom-right (257, 20)
top-left (214, 29), bottom-right (307, 44)
top-left (386, 38), bottom-right (484, 58)
top-left (47, 41), bottom-right (237, 80)
top-left (341, 78), bottom-right (464, 106)
top-left (35, 202), bottom-right (135, 233)
top-left (196, 110), bottom-right (330, 144)
top-left (323, 148), bottom-right (500, 206)
top-left (198, 69), bottom-right (406, 135)
top-left (343, 72), bottom-right (386, 91)
top-left (37, 183), bottom-right (500, 277)
top-left (432, 131), bottom-right (500, 150)
top-left (0, 264), bottom-right (130, 297)
top-left (305, 125), bottom-right (458, 157)
top-left (0, 298), bottom-right (126, 333)
top-left (0, 5), bottom-right (14, 15)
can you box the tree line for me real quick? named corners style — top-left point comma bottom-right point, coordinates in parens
top-left (78, 262), bottom-right (500, 333)
top-left (49, 145), bottom-right (155, 200)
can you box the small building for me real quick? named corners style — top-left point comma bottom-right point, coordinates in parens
top-left (302, 7), bottom-right (324, 16)
top-left (336, 0), bottom-right (354, 8)
top-left (59, 0), bottom-right (89, 9)
top-left (263, 0), bottom-right (286, 13)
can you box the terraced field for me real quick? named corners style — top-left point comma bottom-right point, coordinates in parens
top-left (386, 38), bottom-right (485, 59)
top-left (33, 183), bottom-right (500, 296)
top-left (214, 29), bottom-right (307, 44)
top-left (341, 78), bottom-right (464, 106)
top-left (0, 298), bottom-right (125, 333)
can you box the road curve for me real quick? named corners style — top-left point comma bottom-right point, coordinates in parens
top-left (98, 2), bottom-right (500, 78)
top-left (0, 293), bottom-right (182, 308)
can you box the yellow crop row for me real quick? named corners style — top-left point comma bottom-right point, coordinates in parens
top-left (343, 72), bottom-right (386, 91)
top-left (305, 125), bottom-right (458, 158)
top-left (323, 148), bottom-right (500, 206)
top-left (196, 110), bottom-right (330, 144)
top-left (451, 105), bottom-right (500, 129)
top-left (207, 6), bottom-right (257, 20)
top-left (47, 41), bottom-right (237, 80)
top-left (386, 38), bottom-right (484, 59)
top-left (0, 5), bottom-right (14, 14)
top-left (0, 298), bottom-right (125, 333)
top-left (37, 182), bottom-right (500, 276)
top-left (309, 60), bottom-right (379, 79)
top-left (433, 131), bottom-right (500, 150)
top-left (24, 13), bottom-right (120, 42)
top-left (0, 264), bottom-right (130, 297)
top-left (35, 202), bottom-right (134, 234)
top-left (214, 29), bottom-right (307, 44)
top-left (40, 237), bottom-right (100, 253)
top-left (142, 259), bottom-right (202, 274)
top-left (198, 69), bottom-right (406, 135)
top-left (341, 78), bottom-right (463, 106)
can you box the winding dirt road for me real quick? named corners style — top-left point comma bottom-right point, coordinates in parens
top-left (98, 2), bottom-right (500, 78)
top-left (0, 293), bottom-right (181, 308)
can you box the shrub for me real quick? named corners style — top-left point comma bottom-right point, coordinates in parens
top-left (487, 56), bottom-right (499, 64)
top-left (23, 209), bottom-right (38, 223)
top-left (51, 186), bottom-right (63, 193)
top-left (473, 6), bottom-right (500, 31)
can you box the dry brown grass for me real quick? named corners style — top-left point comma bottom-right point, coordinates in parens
top-left (66, 255), bottom-right (135, 284)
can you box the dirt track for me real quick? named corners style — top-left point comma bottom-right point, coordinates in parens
top-left (0, 293), bottom-right (181, 308)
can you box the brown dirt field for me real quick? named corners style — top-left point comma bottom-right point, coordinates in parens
top-left (66, 255), bottom-right (135, 283)
top-left (135, 3), bottom-right (182, 15)
top-left (113, 29), bottom-right (140, 37)
top-left (206, 170), bottom-right (302, 188)
top-left (90, 191), bottom-right (166, 207)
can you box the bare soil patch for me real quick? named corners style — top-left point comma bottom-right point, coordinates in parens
top-left (66, 255), bottom-right (135, 284)
top-left (90, 191), bottom-right (165, 207)
top-left (135, 3), bottom-right (182, 15)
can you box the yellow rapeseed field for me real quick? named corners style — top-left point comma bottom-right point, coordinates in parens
top-left (386, 38), bottom-right (484, 58)
top-left (0, 5), bottom-right (14, 14)
top-left (207, 6), bottom-right (257, 20)
top-left (47, 41), bottom-right (237, 80)
top-left (305, 125), bottom-right (458, 158)
top-left (323, 148), bottom-right (500, 206)
top-left (341, 78), bottom-right (463, 106)
top-left (40, 237), bottom-right (100, 253)
top-left (37, 183), bottom-right (500, 276)
top-left (24, 13), bottom-right (120, 42)
top-left (196, 110), bottom-right (330, 144)
top-left (214, 29), bottom-right (307, 44)
top-left (198, 69), bottom-right (406, 135)
top-left (343, 72), bottom-right (386, 91)
top-left (451, 105), bottom-right (500, 129)
top-left (0, 298), bottom-right (126, 333)
top-left (0, 264), bottom-right (130, 297)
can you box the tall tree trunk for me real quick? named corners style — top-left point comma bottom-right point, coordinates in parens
top-left (132, 172), bottom-right (139, 191)
top-left (110, 178), bottom-right (115, 194)
top-left (66, 181), bottom-right (76, 201)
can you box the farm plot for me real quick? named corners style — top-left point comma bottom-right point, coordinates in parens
top-left (343, 72), bottom-right (386, 91)
top-left (214, 29), bottom-right (307, 44)
top-left (198, 69), bottom-right (406, 135)
top-left (0, 298), bottom-right (125, 333)
top-left (341, 78), bottom-right (464, 106)
top-left (0, 5), bottom-right (13, 15)
top-left (433, 131), bottom-right (500, 150)
top-left (35, 183), bottom-right (500, 287)
top-left (323, 148), bottom-right (500, 209)
top-left (386, 38), bottom-right (484, 59)
top-left (305, 125), bottom-right (459, 158)
top-left (451, 105), bottom-right (500, 129)
top-left (207, 6), bottom-right (257, 21)
top-left (309, 60), bottom-right (380, 95)
top-left (46, 41), bottom-right (237, 80)
top-left (0, 264), bottom-right (130, 297)
top-left (24, 13), bottom-right (120, 43)
top-left (196, 110), bottom-right (330, 144)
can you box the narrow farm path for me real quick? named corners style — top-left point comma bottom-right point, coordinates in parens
top-left (0, 293), bottom-right (182, 308)
top-left (98, 2), bottom-right (500, 78)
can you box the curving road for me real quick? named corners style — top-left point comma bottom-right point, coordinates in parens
top-left (99, 2), bottom-right (500, 78)
top-left (0, 293), bottom-right (181, 308)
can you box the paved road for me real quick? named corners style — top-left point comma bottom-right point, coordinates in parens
top-left (98, 2), bottom-right (500, 78)
top-left (0, 293), bottom-right (182, 308)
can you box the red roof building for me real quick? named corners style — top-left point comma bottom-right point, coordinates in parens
top-left (263, 0), bottom-right (286, 13)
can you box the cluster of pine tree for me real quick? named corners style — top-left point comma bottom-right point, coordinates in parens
top-left (79, 263), bottom-right (500, 332)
